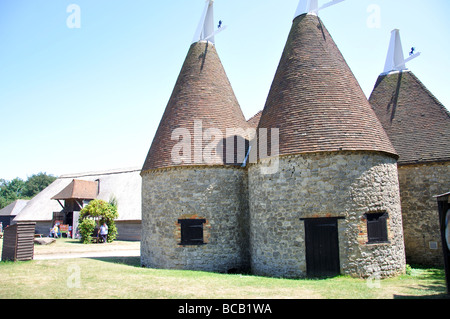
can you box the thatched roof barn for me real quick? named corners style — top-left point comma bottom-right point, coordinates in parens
top-left (14, 168), bottom-right (142, 241)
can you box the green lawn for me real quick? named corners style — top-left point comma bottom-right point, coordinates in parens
top-left (0, 238), bottom-right (448, 299)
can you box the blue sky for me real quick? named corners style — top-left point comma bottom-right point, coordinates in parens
top-left (1, 0), bottom-right (449, 180)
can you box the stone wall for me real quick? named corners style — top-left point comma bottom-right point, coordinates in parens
top-left (248, 151), bottom-right (406, 279)
top-left (140, 166), bottom-right (250, 273)
top-left (398, 161), bottom-right (450, 267)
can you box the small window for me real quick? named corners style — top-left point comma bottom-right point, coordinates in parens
top-left (178, 219), bottom-right (206, 246)
top-left (366, 212), bottom-right (389, 244)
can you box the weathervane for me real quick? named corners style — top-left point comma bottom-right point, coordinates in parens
top-left (383, 29), bottom-right (421, 74)
top-left (295, 0), bottom-right (345, 18)
top-left (192, 0), bottom-right (227, 45)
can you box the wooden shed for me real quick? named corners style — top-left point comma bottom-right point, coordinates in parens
top-left (1, 222), bottom-right (36, 262)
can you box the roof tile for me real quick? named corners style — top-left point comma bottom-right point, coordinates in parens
top-left (142, 42), bottom-right (249, 172)
top-left (257, 14), bottom-right (397, 158)
top-left (369, 71), bottom-right (450, 164)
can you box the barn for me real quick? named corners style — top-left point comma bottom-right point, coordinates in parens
top-left (13, 168), bottom-right (142, 241)
top-left (0, 200), bottom-right (29, 230)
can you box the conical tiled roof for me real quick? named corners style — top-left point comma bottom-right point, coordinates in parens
top-left (142, 41), bottom-right (249, 172)
top-left (369, 71), bottom-right (450, 164)
top-left (257, 14), bottom-right (397, 158)
top-left (247, 110), bottom-right (262, 128)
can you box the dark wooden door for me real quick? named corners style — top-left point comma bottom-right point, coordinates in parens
top-left (304, 218), bottom-right (341, 278)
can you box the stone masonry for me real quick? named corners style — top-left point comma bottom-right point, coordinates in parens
top-left (141, 166), bottom-right (250, 273)
top-left (248, 151), bottom-right (406, 278)
top-left (398, 161), bottom-right (450, 266)
top-left (140, 6), bottom-right (409, 280)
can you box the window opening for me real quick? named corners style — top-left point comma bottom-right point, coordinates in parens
top-left (178, 219), bottom-right (206, 246)
top-left (366, 212), bottom-right (389, 244)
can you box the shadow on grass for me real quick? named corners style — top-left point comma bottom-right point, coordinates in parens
top-left (410, 267), bottom-right (446, 280)
top-left (394, 266), bottom-right (449, 299)
top-left (394, 280), bottom-right (448, 299)
top-left (394, 293), bottom-right (449, 299)
top-left (89, 256), bottom-right (141, 267)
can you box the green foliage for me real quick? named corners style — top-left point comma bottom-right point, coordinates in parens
top-left (109, 195), bottom-right (118, 209)
top-left (22, 173), bottom-right (57, 198)
top-left (0, 178), bottom-right (26, 208)
top-left (78, 199), bottom-right (119, 243)
top-left (106, 222), bottom-right (118, 243)
top-left (0, 173), bottom-right (56, 209)
top-left (405, 264), bottom-right (413, 276)
top-left (78, 219), bottom-right (96, 244)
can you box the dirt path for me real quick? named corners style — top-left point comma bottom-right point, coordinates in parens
top-left (34, 249), bottom-right (140, 260)
top-left (33, 239), bottom-right (140, 260)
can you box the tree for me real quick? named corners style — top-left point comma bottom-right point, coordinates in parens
top-left (0, 178), bottom-right (26, 209)
top-left (23, 173), bottom-right (56, 198)
top-left (0, 172), bottom-right (56, 209)
top-left (78, 199), bottom-right (119, 244)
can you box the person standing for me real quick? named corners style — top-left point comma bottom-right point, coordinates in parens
top-left (51, 224), bottom-right (59, 238)
top-left (99, 222), bottom-right (108, 244)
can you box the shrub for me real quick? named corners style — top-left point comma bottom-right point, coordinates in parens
top-left (405, 264), bottom-right (413, 276)
top-left (78, 199), bottom-right (119, 244)
top-left (78, 218), bottom-right (96, 244)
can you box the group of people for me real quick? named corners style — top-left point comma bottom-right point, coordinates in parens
top-left (50, 222), bottom-right (108, 243)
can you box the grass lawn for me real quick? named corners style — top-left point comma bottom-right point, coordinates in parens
top-left (0, 238), bottom-right (448, 299)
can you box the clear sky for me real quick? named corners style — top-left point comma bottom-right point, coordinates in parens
top-left (1, 0), bottom-right (449, 181)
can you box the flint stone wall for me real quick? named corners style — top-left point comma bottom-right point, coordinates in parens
top-left (398, 161), bottom-right (450, 267)
top-left (248, 151), bottom-right (406, 279)
top-left (140, 166), bottom-right (250, 273)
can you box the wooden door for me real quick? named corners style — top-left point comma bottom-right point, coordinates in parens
top-left (304, 218), bottom-right (341, 278)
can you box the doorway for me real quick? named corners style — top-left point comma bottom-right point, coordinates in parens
top-left (304, 218), bottom-right (341, 278)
